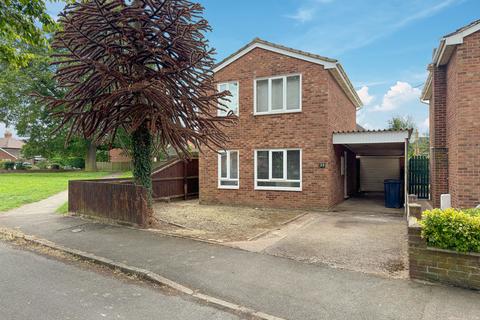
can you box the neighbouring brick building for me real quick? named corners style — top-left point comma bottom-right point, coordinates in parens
top-left (0, 131), bottom-right (24, 161)
top-left (421, 20), bottom-right (480, 209)
top-left (199, 38), bottom-right (367, 209)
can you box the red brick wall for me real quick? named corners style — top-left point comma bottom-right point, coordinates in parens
top-left (430, 65), bottom-right (449, 208)
top-left (430, 31), bottom-right (480, 208)
top-left (109, 148), bottom-right (131, 162)
top-left (327, 74), bottom-right (357, 206)
top-left (199, 48), bottom-right (356, 209)
top-left (446, 50), bottom-right (459, 207)
top-left (455, 32), bottom-right (480, 208)
top-left (0, 149), bottom-right (16, 161)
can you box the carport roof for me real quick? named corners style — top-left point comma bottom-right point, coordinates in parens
top-left (333, 129), bottom-right (411, 156)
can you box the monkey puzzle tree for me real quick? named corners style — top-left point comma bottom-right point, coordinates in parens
top-left (47, 0), bottom-right (233, 199)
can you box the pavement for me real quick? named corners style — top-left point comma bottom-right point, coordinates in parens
top-left (0, 241), bottom-right (242, 320)
top-left (1, 193), bottom-right (480, 320)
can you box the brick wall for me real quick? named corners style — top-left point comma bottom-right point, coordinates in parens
top-left (199, 48), bottom-right (356, 209)
top-left (109, 148), bottom-right (131, 162)
top-left (430, 66), bottom-right (448, 208)
top-left (0, 149), bottom-right (16, 161)
top-left (455, 32), bottom-right (480, 208)
top-left (430, 31), bottom-right (480, 208)
top-left (408, 221), bottom-right (480, 290)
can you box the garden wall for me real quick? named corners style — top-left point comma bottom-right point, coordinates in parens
top-left (407, 205), bottom-right (480, 290)
top-left (69, 179), bottom-right (151, 227)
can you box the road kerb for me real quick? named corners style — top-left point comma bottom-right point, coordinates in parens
top-left (0, 227), bottom-right (287, 320)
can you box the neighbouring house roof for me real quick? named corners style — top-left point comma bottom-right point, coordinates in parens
top-left (213, 38), bottom-right (363, 108)
top-left (421, 19), bottom-right (480, 101)
top-left (0, 132), bottom-right (25, 149)
top-left (0, 147), bottom-right (18, 160)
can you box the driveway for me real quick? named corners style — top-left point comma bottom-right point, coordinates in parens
top-left (230, 195), bottom-right (407, 278)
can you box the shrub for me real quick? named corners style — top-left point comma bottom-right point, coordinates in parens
top-left (420, 208), bottom-right (480, 253)
top-left (50, 163), bottom-right (61, 170)
top-left (36, 160), bottom-right (49, 169)
top-left (3, 161), bottom-right (15, 170)
top-left (64, 157), bottom-right (85, 169)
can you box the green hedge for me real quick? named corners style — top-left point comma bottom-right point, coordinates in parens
top-left (420, 208), bottom-right (480, 253)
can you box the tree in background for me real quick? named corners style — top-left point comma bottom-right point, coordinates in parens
top-left (0, 0), bottom-right (56, 67)
top-left (47, 0), bottom-right (234, 200)
top-left (386, 115), bottom-right (429, 158)
top-left (387, 115), bottom-right (417, 131)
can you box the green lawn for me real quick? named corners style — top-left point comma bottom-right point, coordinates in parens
top-left (0, 171), bottom-right (111, 212)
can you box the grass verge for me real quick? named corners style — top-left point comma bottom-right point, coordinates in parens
top-left (0, 171), bottom-right (110, 212)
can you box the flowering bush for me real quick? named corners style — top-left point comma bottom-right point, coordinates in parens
top-left (420, 208), bottom-right (480, 253)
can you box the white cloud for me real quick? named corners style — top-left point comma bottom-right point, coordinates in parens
top-left (372, 81), bottom-right (421, 112)
top-left (287, 7), bottom-right (316, 23)
top-left (356, 86), bottom-right (375, 105)
top-left (422, 117), bottom-right (429, 129)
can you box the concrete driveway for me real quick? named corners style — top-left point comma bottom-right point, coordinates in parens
top-left (229, 194), bottom-right (408, 278)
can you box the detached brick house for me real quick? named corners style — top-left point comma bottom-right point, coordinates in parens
top-left (421, 20), bottom-right (480, 208)
top-left (198, 38), bottom-right (369, 209)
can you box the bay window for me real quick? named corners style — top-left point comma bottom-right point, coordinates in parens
top-left (218, 150), bottom-right (239, 189)
top-left (254, 149), bottom-right (301, 191)
top-left (254, 74), bottom-right (301, 114)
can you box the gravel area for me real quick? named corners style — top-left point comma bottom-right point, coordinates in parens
top-left (152, 200), bottom-right (303, 242)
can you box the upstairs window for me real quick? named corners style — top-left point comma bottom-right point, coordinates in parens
top-left (218, 82), bottom-right (239, 116)
top-left (218, 150), bottom-right (239, 189)
top-left (254, 149), bottom-right (301, 191)
top-left (254, 75), bottom-right (301, 114)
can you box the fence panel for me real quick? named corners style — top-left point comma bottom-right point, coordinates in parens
top-left (151, 158), bottom-right (199, 200)
top-left (408, 156), bottom-right (429, 199)
top-left (69, 179), bottom-right (150, 226)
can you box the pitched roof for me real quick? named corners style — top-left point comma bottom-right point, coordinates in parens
top-left (213, 38), bottom-right (362, 108)
top-left (422, 19), bottom-right (480, 100)
top-left (0, 136), bottom-right (24, 149)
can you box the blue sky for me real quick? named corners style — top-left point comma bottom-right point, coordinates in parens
top-left (2, 0), bottom-right (479, 137)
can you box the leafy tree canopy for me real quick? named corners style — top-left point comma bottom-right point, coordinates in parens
top-left (0, 0), bottom-right (57, 67)
top-left (387, 115), bottom-right (417, 131)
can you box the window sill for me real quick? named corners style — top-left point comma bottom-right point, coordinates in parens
top-left (253, 109), bottom-right (302, 116)
top-left (218, 185), bottom-right (239, 190)
top-left (254, 186), bottom-right (302, 192)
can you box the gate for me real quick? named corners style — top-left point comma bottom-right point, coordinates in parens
top-left (408, 156), bottom-right (429, 199)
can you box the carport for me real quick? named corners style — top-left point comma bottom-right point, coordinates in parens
top-left (333, 129), bottom-right (411, 212)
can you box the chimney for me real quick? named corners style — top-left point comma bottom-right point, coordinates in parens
top-left (4, 131), bottom-right (12, 139)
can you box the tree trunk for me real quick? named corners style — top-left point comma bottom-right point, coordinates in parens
top-left (85, 140), bottom-right (97, 171)
top-left (132, 122), bottom-right (152, 203)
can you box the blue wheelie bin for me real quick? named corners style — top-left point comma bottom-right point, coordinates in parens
top-left (384, 179), bottom-right (402, 208)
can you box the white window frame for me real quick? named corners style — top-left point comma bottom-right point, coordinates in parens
top-left (254, 148), bottom-right (302, 191)
top-left (217, 81), bottom-right (239, 116)
top-left (218, 150), bottom-right (239, 189)
top-left (253, 74), bottom-right (302, 115)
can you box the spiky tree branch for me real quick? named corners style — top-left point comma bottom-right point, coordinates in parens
top-left (46, 0), bottom-right (235, 196)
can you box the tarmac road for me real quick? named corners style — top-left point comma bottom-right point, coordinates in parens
top-left (0, 241), bottom-right (242, 320)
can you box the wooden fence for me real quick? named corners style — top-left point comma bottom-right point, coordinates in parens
top-left (96, 161), bottom-right (132, 172)
top-left (151, 158), bottom-right (199, 200)
top-left (69, 179), bottom-right (151, 226)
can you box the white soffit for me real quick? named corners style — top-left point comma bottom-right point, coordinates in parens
top-left (333, 130), bottom-right (410, 145)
